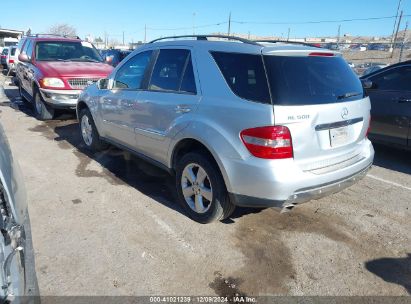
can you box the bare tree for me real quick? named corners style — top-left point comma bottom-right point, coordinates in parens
top-left (48, 24), bottom-right (77, 37)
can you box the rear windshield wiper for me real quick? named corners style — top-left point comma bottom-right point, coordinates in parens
top-left (337, 92), bottom-right (362, 100)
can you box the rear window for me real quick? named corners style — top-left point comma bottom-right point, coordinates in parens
top-left (211, 52), bottom-right (271, 104)
top-left (264, 55), bottom-right (364, 105)
top-left (11, 48), bottom-right (16, 56)
top-left (1, 49), bottom-right (8, 55)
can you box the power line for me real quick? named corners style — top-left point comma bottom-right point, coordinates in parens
top-left (231, 14), bottom-right (411, 25)
top-left (146, 21), bottom-right (227, 31)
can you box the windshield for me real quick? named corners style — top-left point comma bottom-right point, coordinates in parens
top-left (264, 55), bottom-right (364, 105)
top-left (35, 41), bottom-right (103, 62)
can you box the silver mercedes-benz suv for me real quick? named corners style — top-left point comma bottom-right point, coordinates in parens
top-left (77, 35), bottom-right (374, 223)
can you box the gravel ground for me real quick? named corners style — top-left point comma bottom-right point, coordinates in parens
top-left (0, 73), bottom-right (410, 298)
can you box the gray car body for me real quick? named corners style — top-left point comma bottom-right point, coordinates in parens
top-left (0, 123), bottom-right (39, 302)
top-left (78, 40), bottom-right (374, 208)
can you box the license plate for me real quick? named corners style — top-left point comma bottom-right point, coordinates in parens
top-left (330, 126), bottom-right (349, 147)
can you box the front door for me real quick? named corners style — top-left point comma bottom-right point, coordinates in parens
top-left (100, 50), bottom-right (153, 147)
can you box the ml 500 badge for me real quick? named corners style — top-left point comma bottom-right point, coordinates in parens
top-left (288, 115), bottom-right (310, 121)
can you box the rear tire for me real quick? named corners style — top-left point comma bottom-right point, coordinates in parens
top-left (33, 87), bottom-right (54, 120)
top-left (78, 108), bottom-right (108, 152)
top-left (176, 152), bottom-right (235, 223)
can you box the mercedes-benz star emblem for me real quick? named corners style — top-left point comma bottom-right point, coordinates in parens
top-left (341, 107), bottom-right (349, 119)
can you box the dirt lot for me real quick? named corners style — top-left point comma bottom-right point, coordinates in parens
top-left (0, 73), bottom-right (410, 298)
top-left (342, 49), bottom-right (411, 65)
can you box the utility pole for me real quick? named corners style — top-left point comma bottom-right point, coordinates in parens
top-left (144, 24), bottom-right (147, 43)
top-left (336, 24), bottom-right (341, 49)
top-left (390, 0), bottom-right (402, 52)
top-left (104, 31), bottom-right (108, 49)
top-left (287, 28), bottom-right (290, 41)
top-left (228, 12), bottom-right (231, 36)
top-left (122, 31), bottom-right (125, 46)
top-left (391, 10), bottom-right (403, 58)
top-left (399, 21), bottom-right (409, 62)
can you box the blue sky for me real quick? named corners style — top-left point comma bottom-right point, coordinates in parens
top-left (1, 0), bottom-right (410, 42)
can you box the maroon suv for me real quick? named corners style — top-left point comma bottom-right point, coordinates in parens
top-left (16, 35), bottom-right (113, 120)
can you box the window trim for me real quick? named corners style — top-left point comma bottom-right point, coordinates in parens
top-left (209, 50), bottom-right (272, 105)
top-left (147, 48), bottom-right (198, 96)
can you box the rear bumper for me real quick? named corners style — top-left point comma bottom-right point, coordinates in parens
top-left (39, 88), bottom-right (81, 109)
top-left (230, 163), bottom-right (371, 208)
top-left (225, 139), bottom-right (374, 208)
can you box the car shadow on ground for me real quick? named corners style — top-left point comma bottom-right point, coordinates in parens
top-left (365, 253), bottom-right (411, 294)
top-left (2, 86), bottom-right (76, 120)
top-left (372, 143), bottom-right (411, 175)
top-left (51, 121), bottom-right (262, 223)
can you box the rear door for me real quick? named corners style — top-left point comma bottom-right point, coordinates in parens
top-left (133, 48), bottom-right (201, 163)
top-left (365, 65), bottom-right (411, 146)
top-left (263, 51), bottom-right (370, 171)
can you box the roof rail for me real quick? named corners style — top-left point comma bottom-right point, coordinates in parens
top-left (149, 35), bottom-right (260, 45)
top-left (253, 40), bottom-right (323, 48)
top-left (26, 33), bottom-right (81, 40)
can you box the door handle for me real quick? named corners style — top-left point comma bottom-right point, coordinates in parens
top-left (175, 105), bottom-right (191, 113)
top-left (397, 97), bottom-right (411, 103)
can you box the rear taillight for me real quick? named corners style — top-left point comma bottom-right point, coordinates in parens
top-left (308, 52), bottom-right (334, 57)
top-left (240, 126), bottom-right (293, 159)
top-left (8, 59), bottom-right (14, 64)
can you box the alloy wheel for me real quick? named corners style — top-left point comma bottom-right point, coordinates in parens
top-left (181, 163), bottom-right (213, 214)
top-left (81, 115), bottom-right (93, 146)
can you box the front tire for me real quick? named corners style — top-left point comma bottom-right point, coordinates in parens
top-left (17, 80), bottom-right (29, 104)
top-left (79, 108), bottom-right (108, 152)
top-left (176, 152), bottom-right (235, 223)
top-left (33, 87), bottom-right (54, 120)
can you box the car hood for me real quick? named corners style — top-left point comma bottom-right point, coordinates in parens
top-left (36, 61), bottom-right (113, 78)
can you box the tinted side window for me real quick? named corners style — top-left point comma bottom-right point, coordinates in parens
top-left (113, 50), bottom-right (153, 90)
top-left (149, 49), bottom-right (190, 92)
top-left (211, 52), bottom-right (271, 104)
top-left (370, 66), bottom-right (411, 91)
top-left (180, 55), bottom-right (197, 94)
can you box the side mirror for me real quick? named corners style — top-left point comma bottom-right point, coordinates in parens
top-left (361, 79), bottom-right (373, 89)
top-left (18, 53), bottom-right (29, 63)
top-left (105, 55), bottom-right (113, 65)
top-left (97, 78), bottom-right (109, 90)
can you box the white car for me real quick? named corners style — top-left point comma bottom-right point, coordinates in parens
top-left (6, 46), bottom-right (17, 73)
